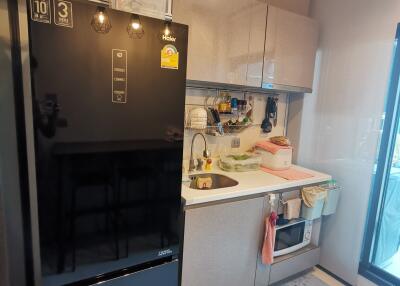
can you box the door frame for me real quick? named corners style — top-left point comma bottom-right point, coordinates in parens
top-left (359, 23), bottom-right (400, 286)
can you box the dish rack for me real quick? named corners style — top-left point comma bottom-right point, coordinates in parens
top-left (184, 91), bottom-right (254, 136)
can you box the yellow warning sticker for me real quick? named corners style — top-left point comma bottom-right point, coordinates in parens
top-left (161, 44), bottom-right (179, 70)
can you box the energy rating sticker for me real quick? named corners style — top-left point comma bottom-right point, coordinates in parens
top-left (30, 0), bottom-right (51, 24)
top-left (161, 44), bottom-right (179, 70)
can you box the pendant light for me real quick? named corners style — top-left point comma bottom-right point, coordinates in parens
top-left (163, 21), bottom-right (171, 36)
top-left (127, 14), bottom-right (144, 39)
top-left (91, 6), bottom-right (112, 34)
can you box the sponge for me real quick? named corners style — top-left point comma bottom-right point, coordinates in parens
top-left (196, 177), bottom-right (213, 189)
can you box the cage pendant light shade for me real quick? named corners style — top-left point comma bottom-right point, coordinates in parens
top-left (127, 14), bottom-right (144, 39)
top-left (91, 7), bottom-right (112, 34)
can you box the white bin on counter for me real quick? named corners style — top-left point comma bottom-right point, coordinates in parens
top-left (322, 187), bottom-right (341, 216)
top-left (300, 186), bottom-right (326, 220)
top-left (256, 148), bottom-right (292, 170)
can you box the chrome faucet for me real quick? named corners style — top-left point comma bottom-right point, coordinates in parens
top-left (189, 133), bottom-right (211, 172)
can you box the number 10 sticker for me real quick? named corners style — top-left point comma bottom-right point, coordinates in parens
top-left (30, 0), bottom-right (51, 23)
top-left (54, 0), bottom-right (73, 28)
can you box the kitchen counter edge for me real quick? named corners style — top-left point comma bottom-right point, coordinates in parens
top-left (181, 165), bottom-right (332, 209)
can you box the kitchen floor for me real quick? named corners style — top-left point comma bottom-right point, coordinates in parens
top-left (279, 268), bottom-right (344, 286)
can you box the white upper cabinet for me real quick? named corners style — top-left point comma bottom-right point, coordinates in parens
top-left (173, 1), bottom-right (318, 91)
top-left (111, 0), bottom-right (172, 20)
top-left (263, 6), bottom-right (318, 91)
top-left (173, 0), bottom-right (267, 87)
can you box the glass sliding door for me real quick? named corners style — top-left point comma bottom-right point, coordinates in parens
top-left (359, 24), bottom-right (400, 286)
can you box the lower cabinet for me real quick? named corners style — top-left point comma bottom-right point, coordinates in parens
top-left (182, 194), bottom-right (321, 286)
top-left (181, 197), bottom-right (265, 286)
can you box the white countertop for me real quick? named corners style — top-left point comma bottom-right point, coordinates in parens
top-left (181, 165), bottom-right (331, 206)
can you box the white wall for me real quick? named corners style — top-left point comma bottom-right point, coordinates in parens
top-left (287, 0), bottom-right (400, 284)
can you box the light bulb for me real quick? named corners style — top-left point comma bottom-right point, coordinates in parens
top-left (131, 22), bottom-right (140, 30)
top-left (163, 21), bottom-right (172, 36)
top-left (98, 12), bottom-right (105, 24)
top-left (164, 26), bottom-right (170, 36)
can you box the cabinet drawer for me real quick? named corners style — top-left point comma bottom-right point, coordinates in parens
top-left (269, 247), bottom-right (320, 284)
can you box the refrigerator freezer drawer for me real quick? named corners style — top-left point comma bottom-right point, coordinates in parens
top-left (98, 260), bottom-right (179, 286)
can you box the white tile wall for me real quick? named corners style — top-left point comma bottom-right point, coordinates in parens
top-left (182, 88), bottom-right (288, 160)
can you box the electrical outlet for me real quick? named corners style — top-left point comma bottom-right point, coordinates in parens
top-left (231, 137), bottom-right (240, 148)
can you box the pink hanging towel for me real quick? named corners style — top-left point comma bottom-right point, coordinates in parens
top-left (262, 211), bottom-right (278, 265)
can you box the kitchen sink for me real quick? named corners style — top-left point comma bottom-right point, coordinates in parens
top-left (188, 173), bottom-right (238, 190)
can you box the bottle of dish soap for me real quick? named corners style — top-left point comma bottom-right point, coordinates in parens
top-left (205, 158), bottom-right (213, 171)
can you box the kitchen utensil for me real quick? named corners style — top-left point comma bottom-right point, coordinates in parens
top-left (209, 108), bottom-right (224, 135)
top-left (271, 98), bottom-right (278, 127)
top-left (261, 97), bottom-right (272, 133)
top-left (267, 97), bottom-right (278, 127)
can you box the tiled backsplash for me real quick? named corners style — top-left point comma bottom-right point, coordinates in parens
top-left (182, 88), bottom-right (288, 160)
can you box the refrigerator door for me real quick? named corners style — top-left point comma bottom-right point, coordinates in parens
top-left (27, 0), bottom-right (187, 284)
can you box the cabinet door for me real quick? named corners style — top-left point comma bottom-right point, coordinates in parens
top-left (174, 0), bottom-right (262, 86)
top-left (263, 6), bottom-right (318, 90)
top-left (182, 198), bottom-right (264, 286)
top-left (246, 1), bottom-right (268, 87)
top-left (173, 0), bottom-right (219, 83)
top-left (112, 0), bottom-right (172, 20)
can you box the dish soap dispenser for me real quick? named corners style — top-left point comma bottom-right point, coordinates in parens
top-left (205, 158), bottom-right (213, 171)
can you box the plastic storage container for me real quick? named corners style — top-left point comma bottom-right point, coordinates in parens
top-left (300, 186), bottom-right (327, 220)
top-left (218, 153), bottom-right (261, 172)
top-left (256, 148), bottom-right (292, 170)
top-left (321, 180), bottom-right (341, 216)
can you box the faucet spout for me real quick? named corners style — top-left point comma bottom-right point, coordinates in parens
top-left (189, 133), bottom-right (210, 172)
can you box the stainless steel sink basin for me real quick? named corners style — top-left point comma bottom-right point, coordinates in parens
top-left (188, 173), bottom-right (238, 190)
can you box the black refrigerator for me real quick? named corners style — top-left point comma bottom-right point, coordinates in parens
top-left (27, 0), bottom-right (187, 285)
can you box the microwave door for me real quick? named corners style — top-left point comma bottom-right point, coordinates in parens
top-left (274, 220), bottom-right (311, 257)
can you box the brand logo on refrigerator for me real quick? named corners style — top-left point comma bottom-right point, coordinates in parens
top-left (162, 34), bottom-right (176, 42)
top-left (158, 249), bottom-right (173, 256)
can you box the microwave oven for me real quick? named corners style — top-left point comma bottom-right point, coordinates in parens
top-left (274, 219), bottom-right (313, 257)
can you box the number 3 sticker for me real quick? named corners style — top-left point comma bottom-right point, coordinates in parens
top-left (54, 0), bottom-right (73, 28)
